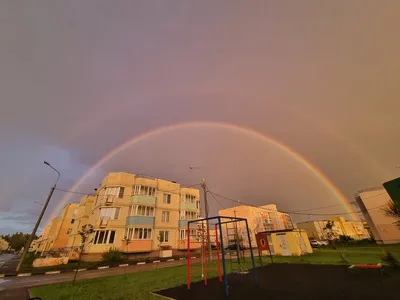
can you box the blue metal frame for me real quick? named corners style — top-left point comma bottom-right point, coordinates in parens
top-left (188, 215), bottom-right (258, 297)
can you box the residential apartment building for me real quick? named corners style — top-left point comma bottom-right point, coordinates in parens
top-left (36, 217), bottom-right (59, 252)
top-left (67, 195), bottom-right (95, 249)
top-left (67, 172), bottom-right (201, 256)
top-left (35, 203), bottom-right (79, 252)
top-left (355, 186), bottom-right (400, 244)
top-left (297, 217), bottom-right (370, 241)
top-left (218, 204), bottom-right (294, 247)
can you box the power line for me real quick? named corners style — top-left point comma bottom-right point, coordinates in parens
top-left (207, 189), bottom-right (386, 217)
top-left (206, 187), bottom-right (225, 210)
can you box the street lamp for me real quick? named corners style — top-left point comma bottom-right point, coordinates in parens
top-left (16, 161), bottom-right (60, 272)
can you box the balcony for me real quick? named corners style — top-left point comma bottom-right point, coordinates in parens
top-left (131, 195), bottom-right (156, 206)
top-left (183, 202), bottom-right (198, 210)
top-left (179, 220), bottom-right (199, 228)
top-left (126, 216), bottom-right (155, 226)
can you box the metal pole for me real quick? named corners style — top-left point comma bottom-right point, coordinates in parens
top-left (201, 179), bottom-right (212, 260)
top-left (245, 219), bottom-right (259, 286)
top-left (16, 162), bottom-right (60, 272)
top-left (217, 217), bottom-right (229, 298)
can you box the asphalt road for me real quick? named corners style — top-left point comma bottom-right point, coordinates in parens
top-left (0, 254), bottom-right (17, 269)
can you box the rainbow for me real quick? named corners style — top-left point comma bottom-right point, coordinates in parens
top-left (50, 121), bottom-right (358, 221)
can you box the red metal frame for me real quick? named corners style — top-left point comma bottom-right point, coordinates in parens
top-left (187, 221), bottom-right (222, 289)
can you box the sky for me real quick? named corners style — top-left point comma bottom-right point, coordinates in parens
top-left (1, 0), bottom-right (399, 235)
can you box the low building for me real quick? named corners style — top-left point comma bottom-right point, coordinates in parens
top-left (355, 186), bottom-right (400, 244)
top-left (257, 229), bottom-right (312, 256)
top-left (297, 217), bottom-right (370, 241)
top-left (218, 204), bottom-right (294, 248)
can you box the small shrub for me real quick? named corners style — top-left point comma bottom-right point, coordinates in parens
top-left (102, 247), bottom-right (122, 263)
top-left (382, 251), bottom-right (399, 269)
top-left (339, 252), bottom-right (348, 263)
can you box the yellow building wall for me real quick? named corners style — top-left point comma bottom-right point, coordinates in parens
top-left (81, 173), bottom-right (201, 254)
top-left (52, 203), bottom-right (79, 250)
top-left (67, 195), bottom-right (95, 248)
top-left (267, 230), bottom-right (312, 256)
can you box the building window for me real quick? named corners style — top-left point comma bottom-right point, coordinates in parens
top-left (159, 230), bottom-right (169, 243)
top-left (93, 230), bottom-right (116, 244)
top-left (99, 207), bottom-right (120, 219)
top-left (196, 201), bottom-right (200, 209)
top-left (130, 205), bottom-right (154, 217)
top-left (163, 193), bottom-right (171, 204)
top-left (67, 228), bottom-right (72, 234)
top-left (184, 194), bottom-right (196, 203)
top-left (127, 228), bottom-right (152, 240)
top-left (105, 186), bottom-right (124, 197)
top-left (162, 211), bottom-right (170, 222)
top-left (133, 185), bottom-right (156, 196)
top-left (109, 231), bottom-right (115, 243)
top-left (71, 219), bottom-right (75, 224)
top-left (118, 187), bottom-right (125, 198)
top-left (185, 211), bottom-right (197, 220)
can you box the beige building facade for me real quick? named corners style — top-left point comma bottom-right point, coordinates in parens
top-left (218, 204), bottom-right (294, 247)
top-left (66, 172), bottom-right (201, 255)
top-left (298, 217), bottom-right (370, 241)
top-left (355, 187), bottom-right (400, 244)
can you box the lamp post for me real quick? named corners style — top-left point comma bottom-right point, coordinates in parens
top-left (16, 161), bottom-right (60, 272)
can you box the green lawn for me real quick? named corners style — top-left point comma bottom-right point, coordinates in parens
top-left (31, 244), bottom-right (400, 300)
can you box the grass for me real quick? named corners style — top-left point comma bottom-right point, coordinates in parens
top-left (31, 265), bottom-right (204, 300)
top-left (31, 244), bottom-right (400, 300)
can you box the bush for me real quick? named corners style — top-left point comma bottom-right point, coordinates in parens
top-left (102, 248), bottom-right (122, 263)
top-left (22, 252), bottom-right (41, 268)
top-left (382, 251), bottom-right (399, 269)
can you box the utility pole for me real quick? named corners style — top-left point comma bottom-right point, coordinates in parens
top-left (16, 161), bottom-right (60, 272)
top-left (201, 178), bottom-right (212, 260)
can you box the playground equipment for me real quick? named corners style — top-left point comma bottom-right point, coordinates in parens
top-left (187, 216), bottom-right (258, 297)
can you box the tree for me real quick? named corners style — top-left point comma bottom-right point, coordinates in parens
top-left (383, 201), bottom-right (400, 229)
top-left (0, 237), bottom-right (9, 251)
top-left (73, 224), bottom-right (94, 283)
top-left (323, 220), bottom-right (337, 249)
top-left (1, 232), bottom-right (37, 251)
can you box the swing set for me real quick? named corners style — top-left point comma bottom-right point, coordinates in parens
top-left (187, 216), bottom-right (258, 297)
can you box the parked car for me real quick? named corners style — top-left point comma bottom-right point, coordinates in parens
top-left (225, 243), bottom-right (245, 251)
top-left (310, 240), bottom-right (329, 248)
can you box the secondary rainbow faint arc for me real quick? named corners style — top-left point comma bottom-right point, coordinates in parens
top-left (52, 121), bottom-right (358, 221)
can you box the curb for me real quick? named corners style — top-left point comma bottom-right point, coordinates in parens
top-left (1, 256), bottom-right (197, 277)
top-left (45, 271), bottom-right (61, 275)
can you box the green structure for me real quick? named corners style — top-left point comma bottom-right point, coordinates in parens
top-left (383, 177), bottom-right (400, 205)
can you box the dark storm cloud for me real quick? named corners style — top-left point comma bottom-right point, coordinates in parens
top-left (1, 0), bottom-right (400, 233)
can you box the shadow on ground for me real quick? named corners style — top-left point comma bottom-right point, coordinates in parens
top-left (156, 264), bottom-right (399, 300)
top-left (0, 287), bottom-right (29, 300)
